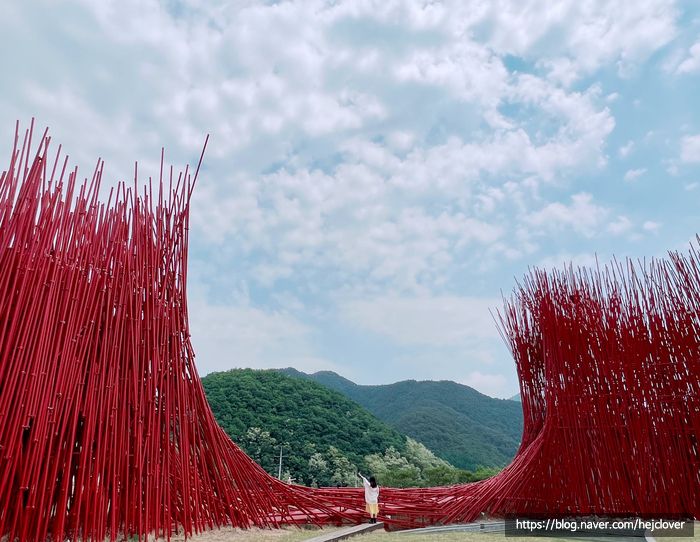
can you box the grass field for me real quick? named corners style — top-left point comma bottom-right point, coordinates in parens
top-left (161, 528), bottom-right (570, 542)
top-left (162, 525), bottom-right (338, 542)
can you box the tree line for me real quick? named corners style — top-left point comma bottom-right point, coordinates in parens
top-left (202, 369), bottom-right (500, 488)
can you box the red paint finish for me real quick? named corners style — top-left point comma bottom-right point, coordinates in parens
top-left (0, 122), bottom-right (697, 541)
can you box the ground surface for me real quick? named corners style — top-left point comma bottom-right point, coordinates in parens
top-left (158, 526), bottom-right (338, 541)
top-left (154, 523), bottom-right (700, 542)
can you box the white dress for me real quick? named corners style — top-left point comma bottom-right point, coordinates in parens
top-left (360, 475), bottom-right (379, 504)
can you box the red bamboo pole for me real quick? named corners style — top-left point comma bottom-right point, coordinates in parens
top-left (0, 122), bottom-right (697, 541)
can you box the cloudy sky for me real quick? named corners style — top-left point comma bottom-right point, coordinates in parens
top-left (1, 1), bottom-right (699, 397)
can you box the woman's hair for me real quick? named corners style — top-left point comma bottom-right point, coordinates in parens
top-left (369, 476), bottom-right (377, 488)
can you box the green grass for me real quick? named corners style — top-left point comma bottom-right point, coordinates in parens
top-left (159, 525), bottom-right (339, 542)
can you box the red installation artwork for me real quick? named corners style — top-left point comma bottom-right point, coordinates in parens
top-left (0, 122), bottom-right (698, 541)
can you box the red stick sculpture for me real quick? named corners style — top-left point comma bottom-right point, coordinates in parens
top-left (0, 122), bottom-right (697, 541)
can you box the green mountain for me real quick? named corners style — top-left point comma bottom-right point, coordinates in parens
top-left (202, 369), bottom-right (409, 485)
top-left (279, 369), bottom-right (523, 471)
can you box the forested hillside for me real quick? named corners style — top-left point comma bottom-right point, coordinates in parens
top-left (202, 369), bottom-right (497, 487)
top-left (280, 368), bottom-right (523, 470)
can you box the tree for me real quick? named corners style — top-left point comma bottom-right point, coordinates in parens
top-left (327, 446), bottom-right (357, 487)
top-left (365, 447), bottom-right (422, 488)
top-left (472, 465), bottom-right (500, 480)
top-left (308, 452), bottom-right (330, 487)
top-left (282, 469), bottom-right (295, 484)
top-left (404, 438), bottom-right (450, 471)
top-left (239, 427), bottom-right (278, 475)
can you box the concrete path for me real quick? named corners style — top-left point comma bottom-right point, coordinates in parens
top-left (396, 520), bottom-right (650, 541)
top-left (305, 522), bottom-right (384, 542)
top-left (396, 521), bottom-right (505, 535)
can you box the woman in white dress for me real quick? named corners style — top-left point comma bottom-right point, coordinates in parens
top-left (358, 472), bottom-right (380, 523)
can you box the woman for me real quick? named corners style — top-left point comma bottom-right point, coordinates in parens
top-left (358, 472), bottom-right (379, 523)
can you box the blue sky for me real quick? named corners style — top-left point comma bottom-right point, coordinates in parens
top-left (1, 1), bottom-right (699, 397)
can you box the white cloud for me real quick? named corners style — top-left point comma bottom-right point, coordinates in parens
top-left (192, 156), bottom-right (506, 291)
top-left (0, 1), bottom-right (616, 299)
top-left (189, 291), bottom-right (338, 376)
top-left (685, 182), bottom-right (699, 191)
top-left (387, 130), bottom-right (416, 151)
top-left (677, 40), bottom-right (700, 74)
top-left (525, 193), bottom-right (609, 237)
top-left (395, 40), bottom-right (508, 111)
top-left (470, 0), bottom-right (677, 80)
top-left (607, 216), bottom-right (634, 235)
top-left (1, 0), bottom-right (684, 390)
top-left (642, 220), bottom-right (661, 232)
top-left (1, 1), bottom-right (618, 298)
top-left (18, 84), bottom-right (163, 184)
top-left (624, 167), bottom-right (647, 182)
top-left (536, 57), bottom-right (578, 87)
top-left (462, 371), bottom-right (509, 398)
top-left (506, 75), bottom-right (615, 174)
top-left (339, 295), bottom-right (501, 346)
top-left (619, 140), bottom-right (635, 158)
top-left (42, 0), bottom-right (391, 159)
top-left (681, 134), bottom-right (700, 163)
top-left (190, 98), bottom-right (614, 291)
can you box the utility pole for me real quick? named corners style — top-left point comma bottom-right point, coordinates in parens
top-left (277, 445), bottom-right (283, 479)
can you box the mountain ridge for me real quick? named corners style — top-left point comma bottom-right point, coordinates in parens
top-left (278, 368), bottom-right (524, 470)
top-left (201, 368), bottom-right (494, 488)
top-left (202, 368), bottom-right (407, 485)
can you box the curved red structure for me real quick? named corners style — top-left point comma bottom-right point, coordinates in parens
top-left (0, 123), bottom-right (698, 541)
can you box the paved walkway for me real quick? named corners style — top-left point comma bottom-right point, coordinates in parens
top-left (395, 520), bottom-right (505, 535)
top-left (396, 520), bottom-right (651, 541)
top-left (305, 522), bottom-right (384, 542)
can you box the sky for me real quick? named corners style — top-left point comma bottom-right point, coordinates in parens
top-left (1, 1), bottom-right (699, 398)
